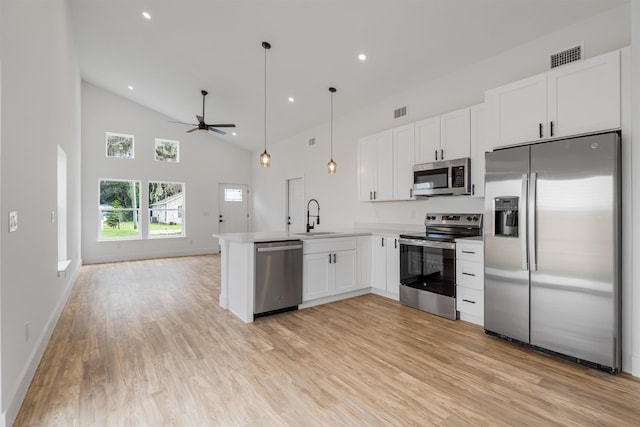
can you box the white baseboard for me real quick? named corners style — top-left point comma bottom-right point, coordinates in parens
top-left (2, 261), bottom-right (81, 427)
top-left (299, 288), bottom-right (371, 309)
top-left (82, 248), bottom-right (218, 264)
top-left (370, 288), bottom-right (400, 301)
top-left (632, 355), bottom-right (640, 378)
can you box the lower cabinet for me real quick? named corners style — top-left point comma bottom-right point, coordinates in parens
top-left (455, 239), bottom-right (484, 325)
top-left (371, 234), bottom-right (400, 298)
top-left (303, 238), bottom-right (357, 301)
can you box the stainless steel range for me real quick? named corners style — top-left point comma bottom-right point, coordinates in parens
top-left (399, 213), bottom-right (482, 320)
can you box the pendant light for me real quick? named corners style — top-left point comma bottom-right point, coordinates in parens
top-left (327, 87), bottom-right (337, 174)
top-left (260, 41), bottom-right (272, 167)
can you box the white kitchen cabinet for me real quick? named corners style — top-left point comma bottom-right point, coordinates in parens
top-left (393, 123), bottom-right (416, 201)
top-left (358, 130), bottom-right (393, 201)
top-left (486, 49), bottom-right (620, 149)
top-left (455, 239), bottom-right (484, 326)
top-left (414, 116), bottom-right (440, 164)
top-left (303, 238), bottom-right (357, 302)
top-left (470, 103), bottom-right (489, 198)
top-left (415, 108), bottom-right (470, 163)
top-left (371, 234), bottom-right (400, 298)
top-left (356, 236), bottom-right (372, 289)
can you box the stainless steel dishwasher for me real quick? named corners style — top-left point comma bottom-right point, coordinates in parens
top-left (254, 240), bottom-right (303, 318)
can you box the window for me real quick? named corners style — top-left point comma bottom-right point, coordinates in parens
top-left (99, 179), bottom-right (141, 240)
top-left (106, 132), bottom-right (134, 159)
top-left (149, 182), bottom-right (185, 237)
top-left (155, 138), bottom-right (180, 162)
top-left (224, 188), bottom-right (243, 202)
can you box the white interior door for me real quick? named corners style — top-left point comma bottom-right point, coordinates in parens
top-left (287, 177), bottom-right (304, 232)
top-left (218, 183), bottom-right (249, 233)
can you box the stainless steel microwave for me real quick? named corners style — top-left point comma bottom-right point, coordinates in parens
top-left (413, 157), bottom-right (471, 197)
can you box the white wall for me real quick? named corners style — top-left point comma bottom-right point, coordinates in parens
top-left (81, 82), bottom-right (252, 263)
top-left (0, 0), bottom-right (82, 425)
top-left (252, 4), bottom-right (635, 372)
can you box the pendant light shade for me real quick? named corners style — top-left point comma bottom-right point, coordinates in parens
top-left (260, 41), bottom-right (272, 167)
top-left (328, 87), bottom-right (337, 174)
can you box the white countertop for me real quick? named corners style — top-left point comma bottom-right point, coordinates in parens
top-left (213, 227), bottom-right (412, 244)
top-left (456, 236), bottom-right (484, 242)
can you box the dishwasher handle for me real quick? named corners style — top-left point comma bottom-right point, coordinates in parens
top-left (256, 244), bottom-right (303, 253)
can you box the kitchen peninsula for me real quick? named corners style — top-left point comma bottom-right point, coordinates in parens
top-left (214, 228), bottom-right (413, 323)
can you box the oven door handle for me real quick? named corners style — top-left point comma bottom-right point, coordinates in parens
top-left (398, 238), bottom-right (455, 250)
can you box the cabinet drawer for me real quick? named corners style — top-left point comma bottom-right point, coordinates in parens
top-left (456, 241), bottom-right (484, 263)
top-left (456, 261), bottom-right (483, 290)
top-left (456, 286), bottom-right (483, 317)
top-left (303, 237), bottom-right (356, 254)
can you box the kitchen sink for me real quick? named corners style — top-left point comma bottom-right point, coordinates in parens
top-left (293, 232), bottom-right (339, 236)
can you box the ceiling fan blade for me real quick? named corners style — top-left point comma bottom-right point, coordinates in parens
top-left (196, 115), bottom-right (204, 124)
top-left (186, 127), bottom-right (199, 133)
top-left (169, 120), bottom-right (198, 126)
top-left (208, 128), bottom-right (226, 135)
top-left (208, 124), bottom-right (236, 128)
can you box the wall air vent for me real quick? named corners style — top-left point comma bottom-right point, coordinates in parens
top-left (394, 106), bottom-right (407, 119)
top-left (308, 137), bottom-right (316, 146)
top-left (551, 44), bottom-right (582, 69)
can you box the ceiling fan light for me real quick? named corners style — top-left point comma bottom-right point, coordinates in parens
top-left (260, 150), bottom-right (271, 167)
top-left (328, 159), bottom-right (337, 174)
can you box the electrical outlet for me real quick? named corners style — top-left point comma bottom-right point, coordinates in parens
top-left (25, 322), bottom-right (30, 342)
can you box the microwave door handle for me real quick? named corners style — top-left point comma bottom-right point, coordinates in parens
top-left (529, 172), bottom-right (537, 272)
top-left (521, 173), bottom-right (528, 271)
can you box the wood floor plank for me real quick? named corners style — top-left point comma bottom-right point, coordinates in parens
top-left (13, 254), bottom-right (640, 426)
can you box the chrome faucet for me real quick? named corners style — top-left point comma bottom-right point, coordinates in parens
top-left (306, 199), bottom-right (320, 232)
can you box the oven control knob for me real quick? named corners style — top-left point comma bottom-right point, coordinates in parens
top-left (466, 216), bottom-right (472, 221)
top-left (473, 216), bottom-right (479, 221)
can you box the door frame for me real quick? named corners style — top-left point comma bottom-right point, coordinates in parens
top-left (285, 176), bottom-right (305, 232)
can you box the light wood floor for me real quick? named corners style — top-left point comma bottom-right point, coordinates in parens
top-left (14, 255), bottom-right (640, 426)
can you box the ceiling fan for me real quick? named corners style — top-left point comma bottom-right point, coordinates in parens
top-left (170, 90), bottom-right (236, 135)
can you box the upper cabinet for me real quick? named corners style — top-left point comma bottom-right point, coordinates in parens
top-left (415, 107), bottom-right (471, 163)
top-left (470, 103), bottom-right (489, 198)
top-left (358, 130), bottom-right (393, 201)
top-left (486, 49), bottom-right (620, 149)
top-left (393, 123), bottom-right (416, 201)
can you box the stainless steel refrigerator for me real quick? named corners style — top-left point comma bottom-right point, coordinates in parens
top-left (484, 132), bottom-right (621, 373)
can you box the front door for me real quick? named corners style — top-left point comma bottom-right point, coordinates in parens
top-left (218, 183), bottom-right (249, 233)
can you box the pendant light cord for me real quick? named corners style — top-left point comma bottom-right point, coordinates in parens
top-left (264, 45), bottom-right (267, 152)
top-left (330, 90), bottom-right (333, 159)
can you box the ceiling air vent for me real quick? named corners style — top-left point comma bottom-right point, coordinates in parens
top-left (394, 106), bottom-right (407, 119)
top-left (551, 45), bottom-right (582, 69)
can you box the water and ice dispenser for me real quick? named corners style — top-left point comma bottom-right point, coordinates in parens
top-left (494, 197), bottom-right (519, 237)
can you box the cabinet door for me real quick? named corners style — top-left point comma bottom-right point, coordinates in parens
top-left (414, 116), bottom-right (441, 163)
top-left (486, 73), bottom-right (547, 148)
top-left (440, 107), bottom-right (470, 160)
top-left (303, 252), bottom-right (331, 301)
top-left (470, 103), bottom-right (488, 198)
top-left (548, 50), bottom-right (620, 138)
top-left (386, 237), bottom-right (400, 296)
top-left (371, 236), bottom-right (387, 291)
top-left (393, 123), bottom-right (415, 200)
top-left (358, 135), bottom-right (378, 201)
top-left (375, 130), bottom-right (394, 201)
top-left (356, 236), bottom-right (372, 289)
top-left (334, 250), bottom-right (357, 294)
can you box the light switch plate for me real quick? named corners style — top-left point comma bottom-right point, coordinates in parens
top-left (9, 211), bottom-right (18, 232)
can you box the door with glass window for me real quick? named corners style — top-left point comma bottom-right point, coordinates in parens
top-left (218, 183), bottom-right (249, 233)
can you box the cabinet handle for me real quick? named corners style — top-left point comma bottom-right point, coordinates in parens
top-left (461, 250), bottom-right (475, 254)
top-left (539, 123), bottom-right (543, 138)
top-left (462, 272), bottom-right (476, 277)
top-left (410, 188), bottom-right (413, 198)
top-left (441, 149), bottom-right (444, 160)
top-left (462, 299), bottom-right (476, 304)
top-left (333, 253), bottom-right (336, 263)
top-left (329, 253), bottom-right (332, 264)
top-left (394, 238), bottom-right (397, 249)
top-left (550, 121), bottom-right (554, 137)
top-left (373, 191), bottom-right (376, 200)
top-left (369, 191), bottom-right (372, 200)
top-left (381, 237), bottom-right (385, 247)
top-left (435, 150), bottom-right (438, 161)
top-left (472, 184), bottom-right (475, 196)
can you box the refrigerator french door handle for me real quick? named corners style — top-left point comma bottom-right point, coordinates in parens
top-left (529, 172), bottom-right (537, 272)
top-left (521, 173), bottom-right (529, 271)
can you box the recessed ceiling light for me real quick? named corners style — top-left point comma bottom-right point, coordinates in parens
top-left (142, 11), bottom-right (151, 20)
top-left (232, 132), bottom-right (237, 136)
top-left (358, 53), bottom-right (367, 61)
top-left (128, 85), bottom-right (135, 90)
top-left (288, 97), bottom-right (295, 103)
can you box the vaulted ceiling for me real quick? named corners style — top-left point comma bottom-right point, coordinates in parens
top-left (69, 0), bottom-right (627, 151)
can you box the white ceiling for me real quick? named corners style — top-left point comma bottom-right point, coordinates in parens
top-left (69, 0), bottom-right (627, 151)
